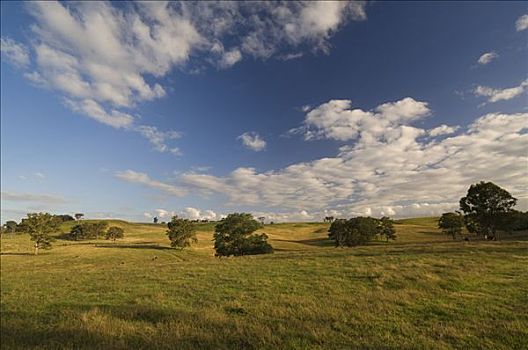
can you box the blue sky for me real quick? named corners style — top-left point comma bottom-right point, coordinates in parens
top-left (1, 1), bottom-right (527, 223)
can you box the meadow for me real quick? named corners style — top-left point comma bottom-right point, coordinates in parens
top-left (1, 218), bottom-right (527, 349)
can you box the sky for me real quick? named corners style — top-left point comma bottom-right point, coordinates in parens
top-left (1, 1), bottom-right (527, 223)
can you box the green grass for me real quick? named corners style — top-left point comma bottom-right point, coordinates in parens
top-left (1, 219), bottom-right (527, 349)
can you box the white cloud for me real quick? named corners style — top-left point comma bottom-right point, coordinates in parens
top-left (219, 48), bottom-right (242, 68)
top-left (428, 124), bottom-right (460, 137)
top-left (477, 51), bottom-right (498, 65)
top-left (64, 98), bottom-right (134, 129)
top-left (1, 191), bottom-right (66, 204)
top-left (516, 14), bottom-right (528, 31)
top-left (2, 2), bottom-right (368, 157)
top-left (295, 97), bottom-right (430, 142)
top-left (1, 37), bottom-right (30, 67)
top-left (474, 79), bottom-right (528, 103)
top-left (183, 207), bottom-right (218, 221)
top-left (173, 105), bottom-right (527, 217)
top-left (134, 125), bottom-right (182, 155)
top-left (238, 132), bottom-right (267, 151)
top-left (115, 170), bottom-right (186, 197)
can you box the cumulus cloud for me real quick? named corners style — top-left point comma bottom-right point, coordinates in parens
top-left (115, 98), bottom-right (527, 218)
top-left (292, 97), bottom-right (430, 141)
top-left (183, 207), bottom-right (219, 221)
top-left (238, 132), bottom-right (267, 151)
top-left (477, 51), bottom-right (498, 65)
top-left (174, 102), bottom-right (527, 218)
top-left (1, 1), bottom-right (368, 156)
top-left (115, 170), bottom-right (186, 196)
top-left (516, 14), bottom-right (528, 31)
top-left (0, 37), bottom-right (30, 67)
top-left (1, 191), bottom-right (66, 204)
top-left (428, 124), bottom-right (460, 137)
top-left (474, 79), bottom-right (528, 103)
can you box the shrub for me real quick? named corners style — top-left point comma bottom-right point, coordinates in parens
top-left (214, 213), bottom-right (273, 257)
top-left (166, 216), bottom-right (197, 249)
top-left (105, 226), bottom-right (124, 242)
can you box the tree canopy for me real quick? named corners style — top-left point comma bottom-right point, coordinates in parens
top-left (18, 213), bottom-right (60, 255)
top-left (459, 181), bottom-right (517, 239)
top-left (438, 212), bottom-right (464, 240)
top-left (214, 213), bottom-right (273, 257)
top-left (166, 216), bottom-right (197, 249)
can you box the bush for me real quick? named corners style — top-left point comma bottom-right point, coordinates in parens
top-left (214, 213), bottom-right (273, 257)
top-left (166, 216), bottom-right (197, 249)
top-left (68, 222), bottom-right (108, 240)
top-left (105, 226), bottom-right (124, 242)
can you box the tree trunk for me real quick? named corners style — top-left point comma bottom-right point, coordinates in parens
top-left (34, 243), bottom-right (39, 255)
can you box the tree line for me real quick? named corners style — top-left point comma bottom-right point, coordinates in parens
top-left (3, 181), bottom-right (526, 255)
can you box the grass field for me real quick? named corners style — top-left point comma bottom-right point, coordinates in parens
top-left (1, 218), bottom-right (527, 349)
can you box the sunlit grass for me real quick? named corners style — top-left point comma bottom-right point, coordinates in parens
top-left (1, 219), bottom-right (527, 349)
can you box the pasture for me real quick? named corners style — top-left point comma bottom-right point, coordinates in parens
top-left (1, 218), bottom-right (527, 349)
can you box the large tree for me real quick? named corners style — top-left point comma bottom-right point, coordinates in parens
top-left (438, 212), bottom-right (464, 240)
top-left (166, 216), bottom-right (197, 249)
top-left (214, 213), bottom-right (273, 257)
top-left (4, 221), bottom-right (18, 233)
top-left (329, 217), bottom-right (379, 247)
top-left (459, 181), bottom-right (517, 240)
top-left (18, 213), bottom-right (61, 255)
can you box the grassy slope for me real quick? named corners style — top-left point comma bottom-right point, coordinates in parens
top-left (1, 219), bottom-right (527, 349)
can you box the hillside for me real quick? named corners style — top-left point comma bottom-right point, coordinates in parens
top-left (1, 219), bottom-right (527, 349)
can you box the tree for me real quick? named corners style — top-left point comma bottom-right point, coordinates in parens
top-left (214, 213), bottom-right (273, 257)
top-left (69, 222), bottom-right (108, 240)
top-left (438, 212), bottom-right (464, 240)
top-left (54, 215), bottom-right (75, 222)
top-left (5, 221), bottom-right (18, 233)
top-left (166, 216), bottom-right (197, 249)
top-left (105, 226), bottom-right (124, 242)
top-left (74, 213), bottom-right (84, 220)
top-left (324, 216), bottom-right (335, 223)
top-left (378, 216), bottom-right (396, 242)
top-left (18, 213), bottom-right (60, 255)
top-left (459, 181), bottom-right (517, 240)
top-left (328, 217), bottom-right (379, 247)
top-left (153, 216), bottom-right (158, 224)
top-left (258, 216), bottom-right (266, 225)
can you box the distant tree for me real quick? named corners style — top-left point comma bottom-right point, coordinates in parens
top-left (378, 216), bottom-right (396, 242)
top-left (153, 216), bottom-right (158, 224)
top-left (5, 221), bottom-right (18, 233)
top-left (459, 181), bottom-right (517, 240)
top-left (105, 226), bottom-right (124, 242)
top-left (69, 222), bottom-right (108, 240)
top-left (54, 215), bottom-right (75, 223)
top-left (258, 216), bottom-right (266, 225)
top-left (328, 217), bottom-right (378, 247)
top-left (74, 213), bottom-right (84, 220)
top-left (324, 216), bottom-right (335, 223)
top-left (438, 212), bottom-right (464, 240)
top-left (214, 213), bottom-right (273, 257)
top-left (166, 216), bottom-right (197, 249)
top-left (18, 213), bottom-right (60, 255)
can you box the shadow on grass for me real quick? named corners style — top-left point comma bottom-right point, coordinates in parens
top-left (95, 243), bottom-right (174, 251)
top-left (1, 305), bottom-right (260, 350)
top-left (273, 238), bottom-right (334, 247)
top-left (0, 252), bottom-right (33, 256)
